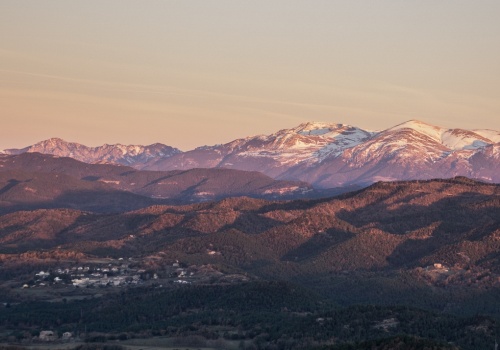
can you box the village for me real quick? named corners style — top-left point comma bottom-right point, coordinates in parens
top-left (20, 257), bottom-right (250, 291)
top-left (0, 256), bottom-right (252, 346)
top-left (414, 262), bottom-right (500, 288)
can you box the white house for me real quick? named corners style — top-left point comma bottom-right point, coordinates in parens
top-left (39, 331), bottom-right (57, 341)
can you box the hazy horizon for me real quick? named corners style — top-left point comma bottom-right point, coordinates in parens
top-left (1, 1), bottom-right (499, 150)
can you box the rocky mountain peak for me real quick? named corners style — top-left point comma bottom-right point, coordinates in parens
top-left (3, 138), bottom-right (181, 167)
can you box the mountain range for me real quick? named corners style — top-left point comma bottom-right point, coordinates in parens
top-left (3, 138), bottom-right (181, 167)
top-left (4, 120), bottom-right (499, 188)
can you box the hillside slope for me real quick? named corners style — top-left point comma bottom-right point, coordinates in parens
top-left (1, 177), bottom-right (497, 280)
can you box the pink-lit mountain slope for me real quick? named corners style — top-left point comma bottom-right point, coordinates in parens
top-left (144, 120), bottom-right (499, 187)
top-left (143, 122), bottom-right (373, 177)
top-left (3, 138), bottom-right (181, 167)
top-left (281, 120), bottom-right (500, 187)
top-left (3, 120), bottom-right (499, 188)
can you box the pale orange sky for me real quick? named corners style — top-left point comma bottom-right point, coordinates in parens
top-left (1, 1), bottom-right (499, 150)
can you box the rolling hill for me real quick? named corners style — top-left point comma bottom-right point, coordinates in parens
top-left (1, 177), bottom-right (497, 278)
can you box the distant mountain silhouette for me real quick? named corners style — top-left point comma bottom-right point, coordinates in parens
top-left (0, 153), bottom-right (335, 213)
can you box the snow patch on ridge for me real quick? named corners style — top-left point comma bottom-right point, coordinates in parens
top-left (386, 120), bottom-right (497, 151)
top-left (387, 120), bottom-right (445, 143)
top-left (473, 129), bottom-right (500, 143)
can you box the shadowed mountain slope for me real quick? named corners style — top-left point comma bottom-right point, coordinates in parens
top-left (0, 170), bottom-right (159, 214)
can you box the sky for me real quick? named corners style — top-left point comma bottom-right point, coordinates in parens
top-left (1, 1), bottom-right (499, 151)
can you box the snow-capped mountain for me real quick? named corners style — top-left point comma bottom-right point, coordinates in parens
top-left (280, 120), bottom-right (500, 187)
top-left (144, 122), bottom-right (373, 176)
top-left (3, 120), bottom-right (499, 188)
top-left (3, 138), bottom-right (181, 167)
top-left (142, 120), bottom-right (499, 187)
